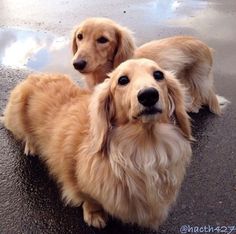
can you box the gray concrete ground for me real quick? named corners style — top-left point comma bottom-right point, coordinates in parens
top-left (0, 0), bottom-right (236, 233)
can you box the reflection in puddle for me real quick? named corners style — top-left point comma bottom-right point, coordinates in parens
top-left (134, 0), bottom-right (208, 22)
top-left (0, 28), bottom-right (79, 78)
top-left (0, 0), bottom-right (209, 78)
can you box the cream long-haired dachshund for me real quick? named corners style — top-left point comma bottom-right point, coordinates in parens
top-left (72, 17), bottom-right (135, 89)
top-left (3, 59), bottom-right (192, 230)
top-left (72, 17), bottom-right (223, 114)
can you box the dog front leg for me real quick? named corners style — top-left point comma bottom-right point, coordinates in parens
top-left (82, 200), bottom-right (108, 228)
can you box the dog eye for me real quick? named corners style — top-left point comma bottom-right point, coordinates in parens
top-left (77, 33), bottom-right (83, 40)
top-left (153, 70), bottom-right (164, 81)
top-left (118, 76), bottom-right (130, 86)
top-left (97, 36), bottom-right (109, 44)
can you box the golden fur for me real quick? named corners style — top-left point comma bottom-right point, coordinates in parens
top-left (72, 17), bottom-right (135, 89)
top-left (72, 17), bottom-right (220, 114)
top-left (3, 59), bottom-right (192, 230)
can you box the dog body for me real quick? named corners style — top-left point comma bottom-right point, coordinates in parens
top-left (3, 59), bottom-right (192, 230)
top-left (72, 18), bottom-right (220, 114)
top-left (134, 36), bottom-right (220, 114)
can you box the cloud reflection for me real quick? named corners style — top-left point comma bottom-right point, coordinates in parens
top-left (0, 28), bottom-right (79, 79)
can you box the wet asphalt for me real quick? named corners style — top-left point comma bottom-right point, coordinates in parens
top-left (0, 0), bottom-right (236, 233)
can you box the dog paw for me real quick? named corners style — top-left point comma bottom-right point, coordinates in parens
top-left (217, 95), bottom-right (230, 111)
top-left (187, 105), bottom-right (200, 113)
top-left (24, 140), bottom-right (36, 156)
top-left (62, 189), bottom-right (83, 207)
top-left (84, 210), bottom-right (107, 229)
top-left (185, 100), bottom-right (201, 113)
top-left (83, 201), bottom-right (108, 229)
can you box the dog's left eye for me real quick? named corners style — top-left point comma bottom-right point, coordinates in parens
top-left (118, 76), bottom-right (130, 86)
top-left (97, 36), bottom-right (109, 44)
top-left (153, 70), bottom-right (164, 81)
top-left (77, 33), bottom-right (83, 40)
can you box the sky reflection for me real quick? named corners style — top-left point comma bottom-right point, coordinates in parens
top-left (0, 28), bottom-right (78, 78)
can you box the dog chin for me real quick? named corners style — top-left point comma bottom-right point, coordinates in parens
top-left (139, 113), bottom-right (160, 123)
top-left (78, 65), bottom-right (104, 74)
top-left (73, 65), bottom-right (95, 74)
top-left (76, 69), bottom-right (90, 74)
top-left (134, 107), bottom-right (163, 123)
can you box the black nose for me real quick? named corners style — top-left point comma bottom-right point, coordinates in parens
top-left (137, 88), bottom-right (159, 107)
top-left (73, 60), bottom-right (87, 71)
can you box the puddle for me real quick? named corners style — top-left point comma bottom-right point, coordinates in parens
top-left (132, 0), bottom-right (208, 23)
top-left (0, 28), bottom-right (79, 79)
top-left (0, 1), bottom-right (209, 78)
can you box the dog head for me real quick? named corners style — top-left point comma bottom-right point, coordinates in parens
top-left (72, 17), bottom-right (135, 76)
top-left (89, 58), bottom-right (192, 153)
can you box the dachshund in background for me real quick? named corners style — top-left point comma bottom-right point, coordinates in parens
top-left (72, 17), bottom-right (225, 114)
top-left (72, 17), bottom-right (135, 89)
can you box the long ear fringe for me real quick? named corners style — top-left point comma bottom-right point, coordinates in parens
top-left (88, 79), bottom-right (114, 154)
top-left (71, 26), bottom-right (78, 55)
top-left (166, 72), bottom-right (193, 141)
top-left (113, 26), bottom-right (136, 68)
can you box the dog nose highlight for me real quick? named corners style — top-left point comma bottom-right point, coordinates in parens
top-left (73, 60), bottom-right (87, 71)
top-left (138, 88), bottom-right (159, 107)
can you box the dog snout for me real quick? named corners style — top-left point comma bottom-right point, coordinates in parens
top-left (137, 88), bottom-right (159, 107)
top-left (73, 60), bottom-right (87, 71)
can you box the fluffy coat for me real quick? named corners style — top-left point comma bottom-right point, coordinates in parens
top-left (3, 59), bottom-right (192, 230)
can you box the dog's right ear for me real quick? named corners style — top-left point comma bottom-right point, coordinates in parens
top-left (71, 28), bottom-right (78, 55)
top-left (89, 79), bottom-right (115, 154)
top-left (113, 26), bottom-right (136, 68)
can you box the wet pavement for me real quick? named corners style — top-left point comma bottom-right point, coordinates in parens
top-left (0, 0), bottom-right (236, 233)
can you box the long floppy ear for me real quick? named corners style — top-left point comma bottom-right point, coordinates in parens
top-left (166, 72), bottom-right (193, 141)
top-left (113, 26), bottom-right (136, 68)
top-left (71, 27), bottom-right (78, 55)
top-left (89, 79), bottom-right (115, 154)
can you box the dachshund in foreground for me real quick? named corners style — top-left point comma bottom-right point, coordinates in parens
top-left (72, 17), bottom-right (224, 114)
top-left (3, 59), bottom-right (192, 230)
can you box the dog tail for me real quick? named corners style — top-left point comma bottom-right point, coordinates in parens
top-left (216, 95), bottom-right (230, 113)
top-left (2, 78), bottom-right (33, 139)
